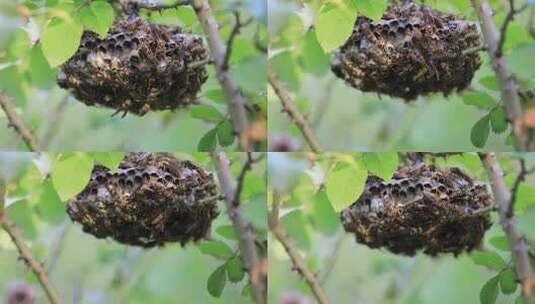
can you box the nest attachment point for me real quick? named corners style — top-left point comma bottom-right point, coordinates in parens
top-left (331, 3), bottom-right (482, 100)
top-left (67, 153), bottom-right (220, 248)
top-left (341, 164), bottom-right (493, 256)
top-left (58, 17), bottom-right (209, 116)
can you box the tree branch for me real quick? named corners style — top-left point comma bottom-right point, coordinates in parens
top-left (223, 11), bottom-right (253, 70)
top-left (211, 152), bottom-right (266, 304)
top-left (0, 92), bottom-right (41, 152)
top-left (509, 158), bottom-right (535, 217)
top-left (267, 64), bottom-right (323, 153)
top-left (129, 0), bottom-right (191, 11)
top-left (479, 153), bottom-right (535, 301)
top-left (0, 182), bottom-right (62, 304)
top-left (496, 0), bottom-right (528, 58)
top-left (269, 194), bottom-right (330, 304)
top-left (470, 0), bottom-right (527, 150)
top-left (233, 152), bottom-right (264, 206)
top-left (192, 0), bottom-right (251, 150)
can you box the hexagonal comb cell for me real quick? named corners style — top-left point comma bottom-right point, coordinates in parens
top-left (57, 17), bottom-right (209, 116)
top-left (67, 153), bottom-right (220, 248)
top-left (341, 164), bottom-right (493, 256)
top-left (331, 3), bottom-right (482, 100)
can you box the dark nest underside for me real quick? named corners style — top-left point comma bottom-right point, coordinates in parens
top-left (67, 152), bottom-right (220, 248)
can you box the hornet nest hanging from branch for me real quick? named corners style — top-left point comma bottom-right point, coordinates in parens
top-left (341, 163), bottom-right (493, 256)
top-left (331, 2), bottom-right (482, 100)
top-left (58, 16), bottom-right (209, 116)
top-left (67, 152), bottom-right (220, 248)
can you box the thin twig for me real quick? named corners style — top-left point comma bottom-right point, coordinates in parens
top-left (496, 0), bottom-right (528, 58)
top-left (311, 78), bottom-right (337, 128)
top-left (211, 152), bottom-right (266, 304)
top-left (509, 158), bottom-right (535, 217)
top-left (0, 92), bottom-right (41, 152)
top-left (253, 25), bottom-right (267, 53)
top-left (470, 0), bottom-right (527, 150)
top-left (42, 94), bottom-right (69, 148)
top-left (0, 195), bottom-right (62, 304)
top-left (267, 64), bottom-right (323, 153)
top-left (233, 152), bottom-right (264, 206)
top-left (223, 11), bottom-right (253, 70)
top-left (479, 153), bottom-right (535, 302)
top-left (269, 194), bottom-right (330, 304)
top-left (192, 0), bottom-right (251, 150)
top-left (131, 0), bottom-right (191, 11)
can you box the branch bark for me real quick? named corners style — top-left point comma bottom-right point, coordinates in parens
top-left (0, 181), bottom-right (62, 304)
top-left (269, 194), bottom-right (330, 304)
top-left (470, 0), bottom-right (527, 150)
top-left (267, 64), bottom-right (323, 153)
top-left (211, 152), bottom-right (266, 304)
top-left (0, 92), bottom-right (41, 152)
top-left (479, 153), bottom-right (535, 302)
top-left (192, 0), bottom-right (251, 150)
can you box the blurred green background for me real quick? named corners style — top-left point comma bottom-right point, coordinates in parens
top-left (0, 0), bottom-right (267, 151)
top-left (268, 0), bottom-right (535, 151)
top-left (0, 152), bottom-right (267, 303)
top-left (268, 152), bottom-right (535, 304)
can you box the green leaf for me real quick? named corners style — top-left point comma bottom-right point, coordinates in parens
top-left (516, 296), bottom-right (529, 304)
top-left (27, 44), bottom-right (57, 89)
top-left (7, 200), bottom-right (37, 240)
top-left (226, 256), bottom-right (245, 283)
top-left (79, 1), bottom-right (115, 36)
top-left (197, 128), bottom-right (217, 151)
top-left (489, 235), bottom-right (510, 251)
top-left (51, 153), bottom-right (94, 201)
top-left (471, 115), bottom-right (490, 148)
top-left (462, 92), bottom-right (496, 109)
top-left (480, 276), bottom-right (499, 304)
top-left (41, 17), bottom-right (83, 67)
top-left (308, 190), bottom-right (341, 235)
top-left (281, 210), bottom-right (311, 250)
top-left (362, 153), bottom-right (398, 181)
top-left (348, 0), bottom-right (388, 20)
top-left (216, 225), bottom-right (237, 240)
top-left (299, 29), bottom-right (330, 76)
top-left (34, 180), bottom-right (65, 224)
top-left (198, 240), bottom-right (233, 258)
top-left (7, 29), bottom-right (31, 59)
top-left (91, 152), bottom-right (124, 171)
top-left (326, 161), bottom-right (367, 212)
top-left (490, 107), bottom-right (508, 133)
top-left (190, 105), bottom-right (223, 123)
top-left (480, 76), bottom-right (500, 91)
top-left (499, 268), bottom-right (517, 295)
top-left (207, 265), bottom-right (227, 298)
top-left (316, 3), bottom-right (357, 52)
top-left (204, 89), bottom-right (226, 104)
top-left (217, 121), bottom-right (235, 147)
top-left (471, 251), bottom-right (507, 270)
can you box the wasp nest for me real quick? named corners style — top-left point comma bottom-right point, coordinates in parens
top-left (331, 3), bottom-right (482, 100)
top-left (67, 153), bottom-right (219, 247)
top-left (57, 17), bottom-right (209, 116)
top-left (341, 164), bottom-right (493, 256)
